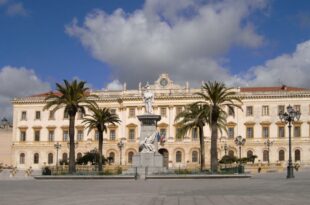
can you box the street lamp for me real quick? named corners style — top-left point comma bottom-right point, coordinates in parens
top-left (224, 142), bottom-right (228, 156)
top-left (235, 135), bottom-right (246, 172)
top-left (264, 139), bottom-right (274, 166)
top-left (54, 142), bottom-right (62, 172)
top-left (117, 139), bottom-right (124, 166)
top-left (279, 105), bottom-right (301, 179)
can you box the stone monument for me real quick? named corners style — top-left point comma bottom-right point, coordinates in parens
top-left (128, 83), bottom-right (165, 178)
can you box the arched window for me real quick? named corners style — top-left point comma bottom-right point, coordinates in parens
top-left (192, 151), bottom-right (198, 163)
top-left (33, 153), bottom-right (39, 164)
top-left (279, 150), bottom-right (285, 161)
top-left (20, 153), bottom-right (25, 164)
top-left (48, 153), bottom-right (53, 164)
top-left (77, 152), bottom-right (82, 160)
top-left (295, 149), bottom-right (301, 161)
top-left (263, 150), bottom-right (268, 162)
top-left (228, 150), bottom-right (234, 157)
top-left (62, 153), bottom-right (68, 161)
top-left (247, 150), bottom-right (253, 158)
top-left (128, 151), bottom-right (134, 164)
top-left (176, 151), bottom-right (182, 163)
top-left (109, 152), bottom-right (115, 164)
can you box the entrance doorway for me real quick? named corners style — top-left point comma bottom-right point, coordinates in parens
top-left (158, 148), bottom-right (169, 168)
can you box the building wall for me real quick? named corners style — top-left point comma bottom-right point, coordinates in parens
top-left (0, 126), bottom-right (12, 166)
top-left (11, 75), bottom-right (310, 170)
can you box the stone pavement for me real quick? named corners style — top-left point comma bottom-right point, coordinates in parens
top-left (0, 170), bottom-right (310, 205)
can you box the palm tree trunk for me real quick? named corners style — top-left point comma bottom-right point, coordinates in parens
top-left (198, 126), bottom-right (205, 171)
top-left (98, 131), bottom-right (103, 172)
top-left (210, 120), bottom-right (218, 173)
top-left (69, 115), bottom-right (76, 174)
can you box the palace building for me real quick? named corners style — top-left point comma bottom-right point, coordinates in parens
top-left (11, 74), bottom-right (310, 170)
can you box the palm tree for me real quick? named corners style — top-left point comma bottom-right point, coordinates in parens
top-left (82, 104), bottom-right (121, 172)
top-left (196, 81), bottom-right (242, 173)
top-left (175, 103), bottom-right (209, 171)
top-left (43, 80), bottom-right (98, 174)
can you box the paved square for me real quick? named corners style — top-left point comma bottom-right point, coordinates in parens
top-left (1, 170), bottom-right (310, 205)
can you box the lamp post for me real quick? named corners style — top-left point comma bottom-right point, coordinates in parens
top-left (279, 105), bottom-right (301, 179)
top-left (264, 139), bottom-right (274, 166)
top-left (235, 135), bottom-right (246, 173)
top-left (224, 142), bottom-right (228, 156)
top-left (117, 139), bottom-right (124, 166)
top-left (54, 142), bottom-right (62, 172)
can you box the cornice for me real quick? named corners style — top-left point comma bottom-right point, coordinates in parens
top-left (12, 90), bottom-right (310, 105)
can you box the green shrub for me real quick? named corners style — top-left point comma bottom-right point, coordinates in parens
top-left (116, 166), bottom-right (122, 175)
top-left (76, 150), bottom-right (106, 165)
top-left (219, 155), bottom-right (237, 164)
top-left (175, 169), bottom-right (192, 174)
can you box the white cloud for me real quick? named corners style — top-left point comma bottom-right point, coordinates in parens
top-left (0, 66), bottom-right (50, 119)
top-left (105, 79), bottom-right (123, 90)
top-left (241, 40), bottom-right (310, 87)
top-left (6, 2), bottom-right (28, 16)
top-left (66, 0), bottom-right (266, 87)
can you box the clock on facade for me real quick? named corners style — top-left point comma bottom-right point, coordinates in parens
top-left (160, 78), bottom-right (168, 87)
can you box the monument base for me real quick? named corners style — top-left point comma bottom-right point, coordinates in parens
top-left (125, 152), bottom-right (167, 179)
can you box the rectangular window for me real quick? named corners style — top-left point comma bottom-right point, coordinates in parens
top-left (228, 107), bottom-right (234, 116)
top-left (49, 111), bottom-right (55, 120)
top-left (77, 111), bottom-right (84, 120)
top-left (48, 130), bottom-right (54, 142)
top-left (64, 111), bottom-right (69, 119)
top-left (34, 130), bottom-right (40, 141)
top-left (77, 130), bottom-right (84, 141)
top-left (262, 106), bottom-right (269, 116)
top-left (160, 107), bottom-right (167, 117)
top-left (129, 108), bottom-right (135, 118)
top-left (21, 111), bottom-right (27, 121)
top-left (176, 106), bottom-right (183, 116)
top-left (246, 106), bottom-right (253, 116)
top-left (95, 130), bottom-right (99, 141)
top-left (228, 127), bottom-right (234, 139)
top-left (128, 129), bottom-right (135, 141)
top-left (246, 127), bottom-right (254, 138)
top-left (192, 128), bottom-right (198, 141)
top-left (175, 128), bottom-right (183, 141)
top-left (20, 131), bottom-right (26, 141)
top-left (160, 128), bottom-right (166, 138)
top-left (35, 111), bottom-right (41, 120)
top-left (110, 130), bottom-right (116, 141)
top-left (294, 126), bottom-right (301, 137)
top-left (278, 105), bottom-right (285, 115)
top-left (278, 127), bottom-right (285, 138)
top-left (293, 105), bottom-right (301, 112)
top-left (262, 127), bottom-right (269, 138)
top-left (110, 109), bottom-right (116, 115)
top-left (63, 131), bottom-right (69, 141)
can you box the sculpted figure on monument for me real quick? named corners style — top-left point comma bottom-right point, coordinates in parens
top-left (143, 83), bottom-right (154, 114)
top-left (140, 131), bottom-right (157, 153)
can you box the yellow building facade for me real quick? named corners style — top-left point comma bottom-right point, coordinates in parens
top-left (11, 74), bottom-right (310, 170)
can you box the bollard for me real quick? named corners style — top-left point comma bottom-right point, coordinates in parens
top-left (134, 167), bottom-right (138, 180)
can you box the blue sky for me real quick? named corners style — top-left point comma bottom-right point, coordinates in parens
top-left (0, 0), bottom-right (310, 118)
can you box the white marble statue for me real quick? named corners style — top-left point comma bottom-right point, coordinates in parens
top-left (143, 83), bottom-right (154, 114)
top-left (140, 131), bottom-right (157, 153)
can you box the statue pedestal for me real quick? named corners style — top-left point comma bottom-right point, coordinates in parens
top-left (133, 152), bottom-right (164, 168)
top-left (124, 114), bottom-right (167, 179)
